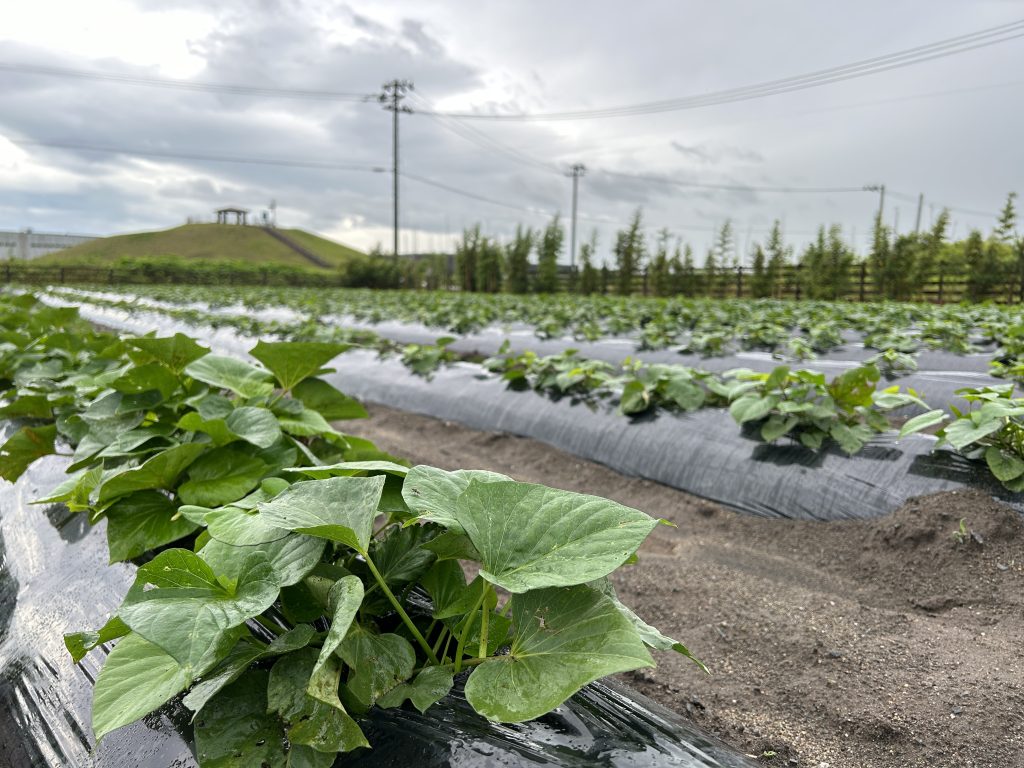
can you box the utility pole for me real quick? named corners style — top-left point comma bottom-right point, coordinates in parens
top-left (566, 163), bottom-right (586, 274)
top-left (863, 184), bottom-right (886, 224)
top-left (914, 193), bottom-right (924, 233)
top-left (379, 79), bottom-right (413, 262)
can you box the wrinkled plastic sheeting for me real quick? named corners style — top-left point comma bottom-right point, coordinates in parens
top-left (0, 445), bottom-right (197, 767)
top-left (0, 440), bottom-right (758, 768)
top-left (44, 293), bottom-right (1000, 412)
top-left (43, 300), bottom-right (1020, 520)
top-left (352, 676), bottom-right (755, 768)
top-left (325, 350), bottom-right (1021, 521)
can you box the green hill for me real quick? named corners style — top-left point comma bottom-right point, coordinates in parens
top-left (38, 223), bottom-right (364, 270)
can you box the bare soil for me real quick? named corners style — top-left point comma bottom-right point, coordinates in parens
top-left (358, 403), bottom-right (1024, 768)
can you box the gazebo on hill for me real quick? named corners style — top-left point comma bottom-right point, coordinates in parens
top-left (215, 207), bottom-right (249, 225)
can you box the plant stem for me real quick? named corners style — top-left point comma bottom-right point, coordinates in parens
top-left (477, 580), bottom-right (489, 659)
top-left (364, 552), bottom-right (438, 664)
top-left (453, 590), bottom-right (485, 674)
top-left (255, 615), bottom-right (286, 636)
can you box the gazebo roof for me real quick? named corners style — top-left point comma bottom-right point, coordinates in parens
top-left (215, 206), bottom-right (250, 214)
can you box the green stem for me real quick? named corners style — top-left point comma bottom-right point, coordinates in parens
top-left (364, 552), bottom-right (438, 664)
top-left (431, 624), bottom-right (450, 659)
top-left (477, 580), bottom-right (490, 659)
top-left (255, 615), bottom-right (285, 637)
top-left (453, 590), bottom-right (485, 674)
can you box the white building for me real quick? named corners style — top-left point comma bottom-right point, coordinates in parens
top-left (0, 229), bottom-right (97, 260)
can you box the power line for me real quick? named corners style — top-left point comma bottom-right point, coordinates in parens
top-left (417, 19), bottom-right (1024, 120)
top-left (8, 138), bottom-right (387, 172)
top-left (597, 169), bottom-right (868, 194)
top-left (401, 171), bottom-right (558, 218)
top-left (0, 61), bottom-right (374, 101)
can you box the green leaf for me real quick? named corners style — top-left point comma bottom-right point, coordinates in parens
top-left (829, 422), bottom-right (873, 455)
top-left (278, 407), bottom-right (337, 438)
top-left (185, 354), bottom-right (275, 398)
top-left (0, 394), bottom-right (55, 419)
top-left (105, 490), bottom-right (200, 562)
top-left (224, 406), bottom-right (282, 448)
top-left (92, 632), bottom-right (189, 741)
top-left (663, 376), bottom-right (704, 411)
top-left (464, 585), bottom-right (652, 722)
top-left (257, 475), bottom-right (385, 554)
top-left (128, 334), bottom-right (209, 374)
top-left (120, 550), bottom-right (280, 677)
top-left (421, 561), bottom-right (479, 619)
top-left (268, 649), bottom-right (369, 753)
top-left (0, 423), bottom-right (56, 482)
top-left (760, 414), bottom-right (798, 442)
top-left (309, 576), bottom-right (362, 706)
top-left (286, 460), bottom-right (409, 479)
top-left (338, 627), bottom-right (416, 708)
top-left (250, 341), bottom-right (351, 391)
top-left (421, 530), bottom-right (482, 562)
top-left (183, 626), bottom-right (315, 715)
top-left (943, 417), bottom-right (1004, 451)
top-left (193, 670), bottom-right (293, 767)
top-left (64, 615), bottom-right (129, 663)
top-left (619, 380), bottom-right (650, 415)
top-left (377, 666), bottom-right (454, 713)
top-left (985, 445), bottom-right (1024, 482)
top-left (97, 443), bottom-right (206, 504)
top-left (452, 480), bottom-right (658, 593)
top-left (111, 362), bottom-right (180, 399)
top-left (205, 506), bottom-right (291, 546)
top-left (899, 409), bottom-right (948, 438)
top-left (402, 465), bottom-right (512, 533)
top-left (293, 377), bottom-right (367, 420)
top-left (729, 395), bottom-right (776, 424)
top-left (178, 448), bottom-right (268, 507)
top-left (369, 524), bottom-right (436, 588)
top-left (199, 532), bottom-right (325, 587)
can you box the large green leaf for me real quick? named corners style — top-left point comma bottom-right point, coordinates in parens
top-left (293, 377), bottom-right (367, 420)
top-left (250, 341), bottom-right (351, 391)
top-left (943, 417), bottom-right (1004, 450)
top-left (308, 576), bottom-right (362, 706)
top-left (199, 532), bottom-right (325, 587)
top-left (268, 649), bottom-right (369, 753)
top-left (0, 423), bottom-right (57, 481)
top-left (286, 460), bottom-right (409, 480)
top-left (464, 585), bottom-right (653, 722)
top-left (178, 447), bottom-right (268, 507)
top-left (257, 475), bottom-right (385, 554)
top-left (402, 465), bottom-right (512, 533)
top-left (338, 626), bottom-right (416, 708)
top-left (92, 632), bottom-right (190, 741)
top-left (105, 490), bottom-right (200, 563)
top-left (96, 443), bottom-right (206, 504)
top-left (183, 626), bottom-right (315, 716)
top-left (205, 506), bottom-right (291, 546)
top-left (111, 362), bottom-right (180, 399)
top-left (64, 615), bottom-right (130, 663)
top-left (194, 669), bottom-right (337, 768)
top-left (128, 334), bottom-right (209, 374)
top-left (185, 354), bottom-right (275, 398)
top-left (452, 480), bottom-right (658, 593)
top-left (985, 445), bottom-right (1024, 482)
top-left (120, 550), bottom-right (280, 677)
top-left (225, 406), bottom-right (282, 448)
top-left (377, 666), bottom-right (454, 714)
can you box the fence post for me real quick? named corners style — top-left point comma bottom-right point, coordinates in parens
top-left (794, 264), bottom-right (802, 301)
top-left (858, 263), bottom-right (866, 302)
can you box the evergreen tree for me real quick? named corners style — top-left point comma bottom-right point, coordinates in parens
top-left (534, 215), bottom-right (564, 293)
top-left (579, 232), bottom-right (599, 296)
top-left (599, 264), bottom-right (610, 294)
top-left (868, 215), bottom-right (893, 298)
top-left (964, 229), bottom-right (997, 302)
top-left (505, 225), bottom-right (534, 294)
top-left (710, 220), bottom-right (734, 295)
top-left (764, 220), bottom-right (790, 297)
top-left (614, 209), bottom-right (645, 295)
top-left (455, 224), bottom-right (482, 292)
top-left (667, 241), bottom-right (684, 295)
top-left (678, 243), bottom-right (697, 296)
top-left (649, 229), bottom-right (673, 297)
top-left (995, 191), bottom-right (1018, 243)
top-left (702, 248), bottom-right (719, 297)
top-left (477, 237), bottom-right (503, 293)
top-left (749, 244), bottom-right (769, 298)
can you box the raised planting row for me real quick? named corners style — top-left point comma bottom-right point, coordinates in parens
top-left (44, 284), bottom-right (1024, 360)
top-left (37, 288), bottom-right (1024, 478)
top-left (0, 294), bottom-right (704, 766)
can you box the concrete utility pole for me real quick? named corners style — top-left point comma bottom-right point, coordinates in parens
top-left (863, 184), bottom-right (886, 224)
top-left (914, 193), bottom-right (924, 233)
top-left (379, 79), bottom-right (413, 261)
top-left (566, 163), bottom-right (586, 273)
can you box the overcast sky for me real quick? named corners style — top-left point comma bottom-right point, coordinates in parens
top-left (1, 0), bottom-right (1022, 263)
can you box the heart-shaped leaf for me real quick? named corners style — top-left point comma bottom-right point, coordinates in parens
top-left (402, 465), bottom-right (512, 532)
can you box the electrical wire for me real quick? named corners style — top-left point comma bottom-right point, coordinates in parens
top-left (0, 61), bottom-right (375, 101)
top-left (417, 19), bottom-right (1024, 120)
top-left (8, 138), bottom-right (387, 172)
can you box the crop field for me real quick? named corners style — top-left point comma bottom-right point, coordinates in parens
top-left (2, 284), bottom-right (1023, 768)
